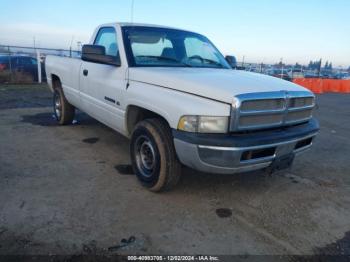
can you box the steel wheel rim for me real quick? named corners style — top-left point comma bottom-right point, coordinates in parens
top-left (54, 92), bottom-right (62, 120)
top-left (135, 135), bottom-right (156, 177)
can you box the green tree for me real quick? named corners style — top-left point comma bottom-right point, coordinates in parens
top-left (324, 61), bottom-right (329, 69)
top-left (308, 61), bottom-right (313, 69)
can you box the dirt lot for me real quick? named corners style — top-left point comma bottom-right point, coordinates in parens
top-left (0, 84), bottom-right (350, 257)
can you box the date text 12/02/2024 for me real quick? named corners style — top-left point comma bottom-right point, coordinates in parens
top-left (127, 255), bottom-right (220, 261)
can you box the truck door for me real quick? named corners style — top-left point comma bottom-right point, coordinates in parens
top-left (79, 26), bottom-right (126, 133)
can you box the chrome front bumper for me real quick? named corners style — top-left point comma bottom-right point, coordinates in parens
top-left (173, 119), bottom-right (319, 174)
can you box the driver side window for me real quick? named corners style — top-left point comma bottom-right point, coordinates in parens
top-left (94, 27), bottom-right (119, 58)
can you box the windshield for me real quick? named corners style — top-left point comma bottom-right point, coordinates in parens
top-left (122, 26), bottom-right (231, 69)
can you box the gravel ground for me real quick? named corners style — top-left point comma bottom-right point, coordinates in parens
top-left (0, 84), bottom-right (349, 258)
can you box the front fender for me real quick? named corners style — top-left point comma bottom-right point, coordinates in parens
top-left (125, 81), bottom-right (231, 130)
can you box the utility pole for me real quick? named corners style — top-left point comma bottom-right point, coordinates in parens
top-left (280, 58), bottom-right (284, 79)
top-left (70, 35), bottom-right (74, 57)
top-left (33, 36), bottom-right (41, 83)
top-left (8, 46), bottom-right (12, 82)
top-left (242, 55), bottom-right (245, 67)
top-left (77, 41), bottom-right (82, 55)
top-left (36, 49), bottom-right (42, 83)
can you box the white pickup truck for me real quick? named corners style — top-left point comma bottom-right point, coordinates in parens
top-left (45, 23), bottom-right (319, 192)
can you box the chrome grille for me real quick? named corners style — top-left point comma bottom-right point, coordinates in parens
top-left (285, 109), bottom-right (313, 123)
top-left (241, 99), bottom-right (284, 111)
top-left (239, 114), bottom-right (284, 127)
top-left (230, 91), bottom-right (315, 131)
top-left (289, 97), bottom-right (314, 108)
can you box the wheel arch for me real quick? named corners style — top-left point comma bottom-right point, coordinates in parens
top-left (51, 74), bottom-right (61, 91)
top-left (125, 105), bottom-right (172, 137)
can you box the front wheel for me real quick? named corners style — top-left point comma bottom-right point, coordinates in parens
top-left (53, 87), bottom-right (75, 125)
top-left (130, 118), bottom-right (181, 192)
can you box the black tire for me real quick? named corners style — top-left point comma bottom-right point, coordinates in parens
top-left (53, 83), bottom-right (75, 125)
top-left (130, 118), bottom-right (181, 192)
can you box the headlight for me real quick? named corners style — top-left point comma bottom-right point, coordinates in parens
top-left (177, 116), bottom-right (229, 133)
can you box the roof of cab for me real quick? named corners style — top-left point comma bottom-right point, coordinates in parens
top-left (99, 22), bottom-right (192, 32)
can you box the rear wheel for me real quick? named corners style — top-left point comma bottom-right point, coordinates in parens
top-left (53, 85), bottom-right (75, 125)
top-left (130, 118), bottom-right (181, 192)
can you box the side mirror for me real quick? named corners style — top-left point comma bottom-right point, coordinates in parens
top-left (225, 55), bottom-right (237, 69)
top-left (82, 45), bottom-right (121, 66)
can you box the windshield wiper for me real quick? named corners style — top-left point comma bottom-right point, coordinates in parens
top-left (187, 55), bottom-right (224, 68)
top-left (136, 55), bottom-right (192, 67)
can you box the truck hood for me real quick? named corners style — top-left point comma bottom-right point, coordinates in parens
top-left (128, 67), bottom-right (310, 104)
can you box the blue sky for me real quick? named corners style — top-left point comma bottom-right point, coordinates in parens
top-left (0, 0), bottom-right (349, 66)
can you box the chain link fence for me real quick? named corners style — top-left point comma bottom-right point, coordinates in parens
top-left (232, 60), bottom-right (349, 80)
top-left (1, 44), bottom-right (348, 84)
top-left (0, 45), bottom-right (80, 84)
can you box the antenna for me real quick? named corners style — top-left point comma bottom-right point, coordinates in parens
top-left (131, 0), bottom-right (135, 23)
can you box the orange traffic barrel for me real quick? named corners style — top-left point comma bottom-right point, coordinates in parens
top-left (293, 78), bottom-right (350, 93)
top-left (322, 79), bottom-right (331, 92)
top-left (339, 80), bottom-right (350, 93)
top-left (309, 78), bottom-right (323, 94)
top-left (330, 79), bottom-right (341, 93)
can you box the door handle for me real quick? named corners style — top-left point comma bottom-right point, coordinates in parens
top-left (83, 69), bottom-right (88, 76)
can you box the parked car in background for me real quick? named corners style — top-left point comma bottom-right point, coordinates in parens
top-left (290, 69), bottom-right (304, 79)
top-left (0, 55), bottom-right (45, 82)
top-left (341, 74), bottom-right (350, 80)
top-left (334, 72), bottom-right (350, 79)
top-left (304, 72), bottom-right (319, 78)
top-left (267, 69), bottom-right (292, 81)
